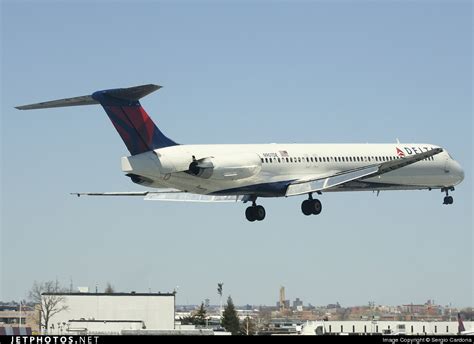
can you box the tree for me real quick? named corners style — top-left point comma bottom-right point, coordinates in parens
top-left (179, 315), bottom-right (196, 325)
top-left (240, 316), bottom-right (256, 335)
top-left (194, 302), bottom-right (207, 326)
top-left (221, 296), bottom-right (240, 335)
top-left (29, 280), bottom-right (69, 334)
top-left (217, 282), bottom-right (223, 315)
top-left (104, 282), bottom-right (115, 293)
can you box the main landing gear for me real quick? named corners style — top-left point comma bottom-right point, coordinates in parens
top-left (245, 201), bottom-right (266, 222)
top-left (301, 194), bottom-right (322, 216)
top-left (244, 194), bottom-right (324, 222)
top-left (442, 187), bottom-right (454, 205)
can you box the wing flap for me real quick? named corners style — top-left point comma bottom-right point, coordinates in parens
top-left (71, 190), bottom-right (244, 202)
top-left (145, 193), bottom-right (244, 202)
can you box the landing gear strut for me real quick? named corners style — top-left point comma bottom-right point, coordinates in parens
top-left (301, 194), bottom-right (322, 216)
top-left (442, 187), bottom-right (454, 205)
top-left (245, 200), bottom-right (266, 222)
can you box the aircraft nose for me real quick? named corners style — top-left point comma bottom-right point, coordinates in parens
top-left (451, 160), bottom-right (464, 184)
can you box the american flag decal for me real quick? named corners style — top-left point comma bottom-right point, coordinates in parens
top-left (279, 150), bottom-right (289, 158)
top-left (396, 147), bottom-right (405, 157)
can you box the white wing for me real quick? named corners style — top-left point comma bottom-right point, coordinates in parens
top-left (286, 148), bottom-right (443, 196)
top-left (72, 190), bottom-right (244, 203)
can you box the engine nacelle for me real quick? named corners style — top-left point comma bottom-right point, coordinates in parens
top-left (156, 152), bottom-right (194, 174)
top-left (188, 153), bottom-right (261, 180)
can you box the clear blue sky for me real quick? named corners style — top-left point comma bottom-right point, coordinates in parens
top-left (1, 1), bottom-right (472, 308)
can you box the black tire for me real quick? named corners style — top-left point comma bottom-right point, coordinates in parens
top-left (255, 205), bottom-right (266, 221)
top-left (301, 200), bottom-right (313, 216)
top-left (312, 199), bottom-right (322, 215)
top-left (448, 196), bottom-right (454, 204)
top-left (245, 207), bottom-right (256, 222)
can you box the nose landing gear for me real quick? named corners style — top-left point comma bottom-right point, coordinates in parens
top-left (442, 187), bottom-right (454, 205)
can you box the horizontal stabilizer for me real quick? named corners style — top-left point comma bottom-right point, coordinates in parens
top-left (100, 84), bottom-right (161, 102)
top-left (16, 95), bottom-right (98, 110)
top-left (15, 84), bottom-right (161, 110)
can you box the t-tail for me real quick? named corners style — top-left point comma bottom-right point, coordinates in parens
top-left (16, 84), bottom-right (178, 155)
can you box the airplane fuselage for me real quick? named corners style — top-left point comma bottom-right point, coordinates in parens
top-left (122, 143), bottom-right (464, 197)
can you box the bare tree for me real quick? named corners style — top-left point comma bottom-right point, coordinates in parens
top-left (104, 282), bottom-right (115, 293)
top-left (29, 280), bottom-right (69, 334)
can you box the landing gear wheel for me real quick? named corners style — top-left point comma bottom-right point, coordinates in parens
top-left (245, 207), bottom-right (256, 222)
top-left (255, 205), bottom-right (266, 221)
top-left (245, 204), bottom-right (266, 222)
top-left (301, 199), bottom-right (323, 216)
top-left (312, 199), bottom-right (322, 215)
top-left (442, 187), bottom-right (455, 205)
top-left (443, 196), bottom-right (454, 205)
top-left (301, 200), bottom-right (313, 216)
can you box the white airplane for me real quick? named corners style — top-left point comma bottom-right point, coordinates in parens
top-left (16, 84), bottom-right (464, 222)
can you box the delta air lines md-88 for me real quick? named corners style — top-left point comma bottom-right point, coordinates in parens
top-left (16, 84), bottom-right (464, 222)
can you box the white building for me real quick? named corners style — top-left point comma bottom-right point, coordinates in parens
top-left (301, 320), bottom-right (474, 335)
top-left (42, 292), bottom-right (175, 335)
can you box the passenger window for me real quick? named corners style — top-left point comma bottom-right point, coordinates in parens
top-left (278, 158), bottom-right (281, 163)
top-left (298, 157), bottom-right (301, 163)
top-left (261, 158), bottom-right (264, 163)
top-left (265, 158), bottom-right (268, 163)
top-left (286, 157), bottom-right (289, 163)
top-left (306, 157), bottom-right (309, 162)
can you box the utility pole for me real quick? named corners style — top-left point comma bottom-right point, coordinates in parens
top-left (19, 301), bottom-right (22, 328)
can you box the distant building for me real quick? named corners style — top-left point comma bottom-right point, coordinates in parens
top-left (276, 300), bottom-right (290, 310)
top-left (41, 292), bottom-right (175, 335)
top-left (0, 303), bottom-right (38, 332)
top-left (293, 298), bottom-right (303, 310)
